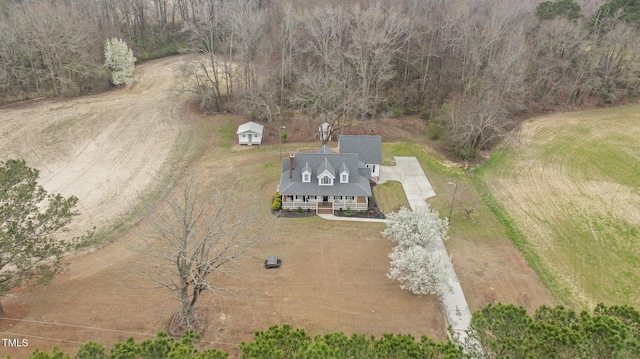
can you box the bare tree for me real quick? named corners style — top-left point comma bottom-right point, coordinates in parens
top-left (453, 182), bottom-right (491, 218)
top-left (181, 1), bottom-right (231, 111)
top-left (0, 1), bottom-right (106, 100)
top-left (290, 70), bottom-right (360, 144)
top-left (589, 23), bottom-right (640, 104)
top-left (346, 3), bottom-right (409, 126)
top-left (447, 97), bottom-right (507, 159)
top-left (292, 5), bottom-right (357, 142)
top-left (528, 17), bottom-right (596, 108)
top-left (298, 5), bottom-right (349, 79)
top-left (133, 174), bottom-right (271, 335)
top-left (442, 2), bottom-right (530, 158)
top-left (279, 1), bottom-right (296, 107)
top-left (228, 1), bottom-right (267, 90)
top-left (242, 72), bottom-right (284, 131)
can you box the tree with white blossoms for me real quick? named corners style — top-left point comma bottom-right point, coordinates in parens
top-left (104, 38), bottom-right (136, 85)
top-left (381, 206), bottom-right (449, 248)
top-left (388, 245), bottom-right (450, 295)
top-left (382, 206), bottom-right (450, 296)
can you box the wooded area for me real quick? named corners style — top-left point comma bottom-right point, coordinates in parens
top-left (1, 0), bottom-right (639, 158)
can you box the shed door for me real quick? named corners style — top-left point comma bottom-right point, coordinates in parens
top-left (248, 134), bottom-right (252, 143)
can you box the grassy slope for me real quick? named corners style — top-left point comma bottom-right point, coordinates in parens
top-left (479, 103), bottom-right (640, 309)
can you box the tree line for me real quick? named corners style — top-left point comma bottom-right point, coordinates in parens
top-left (1, 0), bottom-right (640, 159)
top-left (16, 303), bottom-right (640, 358)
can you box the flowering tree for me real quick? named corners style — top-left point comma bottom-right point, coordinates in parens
top-left (381, 206), bottom-right (449, 247)
top-left (382, 206), bottom-right (450, 296)
top-left (388, 245), bottom-right (450, 296)
top-left (104, 38), bottom-right (136, 85)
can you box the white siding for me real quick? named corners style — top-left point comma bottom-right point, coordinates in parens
top-left (237, 130), bottom-right (262, 145)
top-left (365, 163), bottom-right (380, 178)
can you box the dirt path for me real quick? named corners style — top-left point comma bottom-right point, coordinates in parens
top-left (0, 56), bottom-right (191, 237)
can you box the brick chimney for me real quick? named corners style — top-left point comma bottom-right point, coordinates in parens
top-left (289, 153), bottom-right (295, 178)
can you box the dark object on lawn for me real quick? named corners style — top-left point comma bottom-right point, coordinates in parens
top-left (264, 256), bottom-right (282, 269)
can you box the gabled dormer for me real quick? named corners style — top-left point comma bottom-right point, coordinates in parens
top-left (302, 162), bottom-right (312, 183)
top-left (339, 163), bottom-right (349, 183)
top-left (317, 157), bottom-right (335, 186)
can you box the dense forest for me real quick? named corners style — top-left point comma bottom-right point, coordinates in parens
top-left (1, 0), bottom-right (639, 158)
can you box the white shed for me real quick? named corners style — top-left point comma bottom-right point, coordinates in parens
top-left (237, 121), bottom-right (264, 146)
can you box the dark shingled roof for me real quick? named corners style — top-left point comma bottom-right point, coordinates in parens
top-left (316, 144), bottom-right (333, 154)
top-left (338, 135), bottom-right (382, 164)
top-left (279, 153), bottom-right (372, 196)
top-left (317, 157), bottom-right (335, 178)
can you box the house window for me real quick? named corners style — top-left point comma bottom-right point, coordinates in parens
top-left (303, 173), bottom-right (310, 182)
top-left (373, 165), bottom-right (376, 172)
top-left (243, 134), bottom-right (246, 137)
top-left (341, 174), bottom-right (348, 183)
top-left (321, 176), bottom-right (331, 185)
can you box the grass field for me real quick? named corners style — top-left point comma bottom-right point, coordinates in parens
top-left (479, 103), bottom-right (640, 309)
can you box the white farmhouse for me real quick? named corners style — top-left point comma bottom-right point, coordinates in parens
top-left (278, 136), bottom-right (382, 214)
top-left (237, 121), bottom-right (264, 146)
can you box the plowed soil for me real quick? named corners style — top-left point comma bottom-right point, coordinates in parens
top-left (0, 56), bottom-right (189, 237)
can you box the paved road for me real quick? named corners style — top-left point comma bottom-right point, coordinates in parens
top-left (381, 157), bottom-right (472, 343)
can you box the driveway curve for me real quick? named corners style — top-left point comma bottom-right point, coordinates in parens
top-left (381, 157), bottom-right (472, 343)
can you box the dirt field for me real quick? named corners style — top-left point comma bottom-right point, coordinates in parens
top-left (0, 56), bottom-right (190, 237)
top-left (0, 55), bottom-right (554, 358)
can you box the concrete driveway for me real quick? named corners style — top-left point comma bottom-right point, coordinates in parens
top-left (381, 157), bottom-right (472, 343)
top-left (379, 157), bottom-right (436, 207)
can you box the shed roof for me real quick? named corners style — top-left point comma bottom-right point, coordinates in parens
top-left (236, 121), bottom-right (264, 134)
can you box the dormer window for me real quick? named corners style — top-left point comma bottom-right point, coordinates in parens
top-left (339, 163), bottom-right (349, 183)
top-left (302, 162), bottom-right (312, 183)
top-left (317, 158), bottom-right (335, 186)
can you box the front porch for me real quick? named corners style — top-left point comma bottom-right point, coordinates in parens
top-left (281, 195), bottom-right (369, 214)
